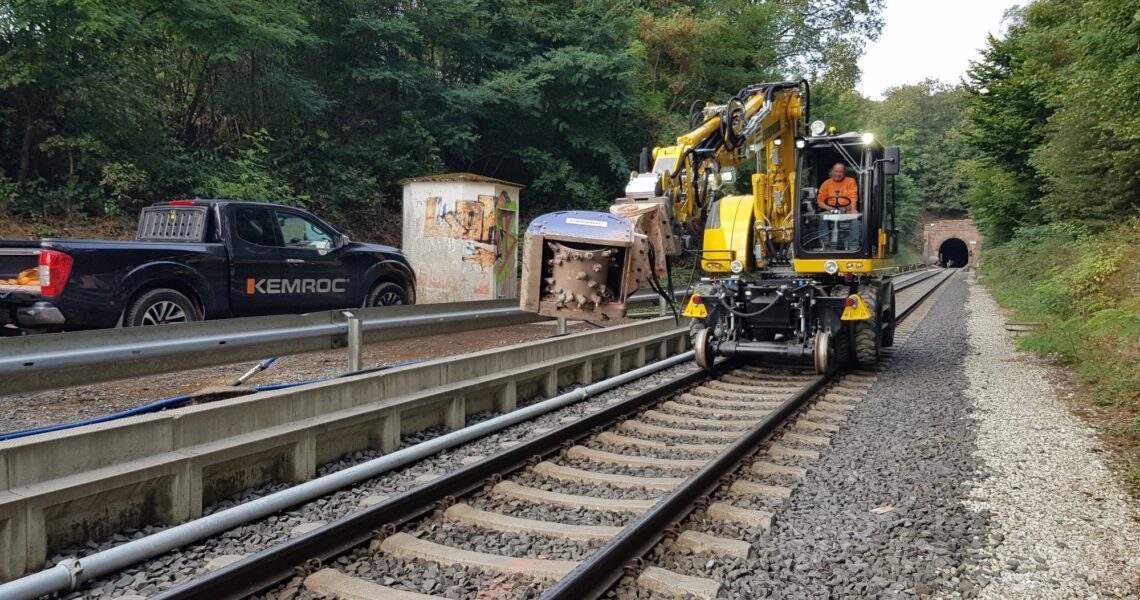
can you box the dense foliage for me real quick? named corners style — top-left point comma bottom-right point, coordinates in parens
top-left (0, 0), bottom-right (884, 237)
top-left (963, 0), bottom-right (1139, 482)
top-left (964, 0), bottom-right (1140, 242)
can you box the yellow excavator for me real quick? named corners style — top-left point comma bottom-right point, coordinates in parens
top-left (519, 80), bottom-right (901, 373)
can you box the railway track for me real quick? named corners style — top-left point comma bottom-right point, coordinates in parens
top-left (122, 270), bottom-right (954, 600)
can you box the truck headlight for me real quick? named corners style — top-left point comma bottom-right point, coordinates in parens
top-left (730, 260), bottom-right (745, 274)
top-left (824, 260), bottom-right (840, 274)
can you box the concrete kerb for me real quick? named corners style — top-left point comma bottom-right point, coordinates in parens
top-left (0, 317), bottom-right (687, 580)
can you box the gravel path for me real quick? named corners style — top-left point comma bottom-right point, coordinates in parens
top-left (956, 276), bottom-right (1140, 599)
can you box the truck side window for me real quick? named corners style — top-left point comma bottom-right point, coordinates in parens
top-left (276, 212), bottom-right (334, 249)
top-left (234, 207), bottom-right (279, 247)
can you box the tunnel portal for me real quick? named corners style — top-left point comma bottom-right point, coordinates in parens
top-left (923, 219), bottom-right (981, 267)
top-left (939, 238), bottom-right (969, 268)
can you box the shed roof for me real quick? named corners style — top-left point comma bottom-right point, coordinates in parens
top-left (397, 172), bottom-right (524, 189)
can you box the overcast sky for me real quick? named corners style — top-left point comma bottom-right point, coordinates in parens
top-left (857, 0), bottom-right (1024, 99)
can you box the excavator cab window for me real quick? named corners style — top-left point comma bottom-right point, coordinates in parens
top-left (795, 135), bottom-right (887, 259)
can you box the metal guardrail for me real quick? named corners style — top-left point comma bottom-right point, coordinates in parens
top-left (1, 265), bottom-right (926, 395)
top-left (0, 292), bottom-right (684, 396)
top-left (895, 261), bottom-right (930, 274)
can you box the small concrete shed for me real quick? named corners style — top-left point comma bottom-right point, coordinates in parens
top-left (399, 173), bottom-right (523, 303)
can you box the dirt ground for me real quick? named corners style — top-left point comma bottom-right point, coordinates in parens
top-left (0, 319), bottom-right (622, 435)
top-left (0, 213), bottom-right (135, 241)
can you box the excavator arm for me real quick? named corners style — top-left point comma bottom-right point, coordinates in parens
top-left (520, 81), bottom-right (808, 321)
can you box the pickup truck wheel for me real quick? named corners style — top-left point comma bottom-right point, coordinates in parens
top-left (365, 282), bottom-right (408, 307)
top-left (126, 289), bottom-right (199, 327)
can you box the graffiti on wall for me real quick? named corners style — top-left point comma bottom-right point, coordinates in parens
top-left (422, 191), bottom-right (518, 289)
top-left (424, 195), bottom-right (496, 269)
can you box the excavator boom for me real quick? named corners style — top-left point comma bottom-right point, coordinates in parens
top-left (521, 81), bottom-right (807, 320)
top-left (519, 79), bottom-right (901, 374)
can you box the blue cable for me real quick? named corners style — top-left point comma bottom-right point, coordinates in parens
top-left (0, 357), bottom-right (432, 441)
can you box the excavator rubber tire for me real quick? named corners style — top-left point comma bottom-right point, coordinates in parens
top-left (854, 282), bottom-right (882, 368)
top-left (831, 286), bottom-right (855, 368)
top-left (881, 282), bottom-right (896, 348)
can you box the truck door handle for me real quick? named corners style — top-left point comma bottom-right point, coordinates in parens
top-left (286, 258), bottom-right (305, 264)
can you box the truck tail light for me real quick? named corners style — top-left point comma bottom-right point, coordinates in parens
top-left (38, 250), bottom-right (73, 296)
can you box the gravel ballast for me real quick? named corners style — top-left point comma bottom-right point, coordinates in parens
top-left (44, 361), bottom-right (697, 599)
top-left (646, 272), bottom-right (993, 599)
top-left (958, 276), bottom-right (1140, 599)
top-left (34, 271), bottom-right (1140, 599)
top-left (635, 272), bottom-right (1139, 599)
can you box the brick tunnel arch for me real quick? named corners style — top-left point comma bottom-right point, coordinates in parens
top-left (923, 219), bottom-right (982, 268)
top-left (939, 238), bottom-right (969, 268)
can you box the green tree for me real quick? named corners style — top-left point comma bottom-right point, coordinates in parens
top-left (869, 80), bottom-right (971, 216)
top-left (1028, 0), bottom-right (1140, 225)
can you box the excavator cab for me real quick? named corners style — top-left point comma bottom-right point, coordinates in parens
top-left (793, 132), bottom-right (900, 273)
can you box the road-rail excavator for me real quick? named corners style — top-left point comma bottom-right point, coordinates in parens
top-left (519, 80), bottom-right (901, 373)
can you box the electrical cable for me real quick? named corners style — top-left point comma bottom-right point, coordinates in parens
top-left (645, 244), bottom-right (680, 323)
top-left (0, 356), bottom-right (438, 441)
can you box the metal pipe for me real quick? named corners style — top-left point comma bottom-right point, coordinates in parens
top-left (233, 357), bottom-right (277, 386)
top-left (714, 339), bottom-right (813, 360)
top-left (0, 351), bottom-right (694, 600)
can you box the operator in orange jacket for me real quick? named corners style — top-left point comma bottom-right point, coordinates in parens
top-left (817, 162), bottom-right (858, 213)
top-left (815, 162), bottom-right (861, 248)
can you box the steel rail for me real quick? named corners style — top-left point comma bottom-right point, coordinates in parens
top-left (141, 266), bottom-right (952, 600)
top-left (147, 359), bottom-right (735, 600)
top-left (542, 370), bottom-right (832, 599)
top-left (542, 268), bottom-right (952, 598)
top-left (896, 269), bottom-right (955, 322)
top-left (893, 267), bottom-right (942, 292)
top-left (0, 291), bottom-right (683, 395)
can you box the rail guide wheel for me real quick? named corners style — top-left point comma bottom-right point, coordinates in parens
top-left (813, 331), bottom-right (831, 374)
top-left (694, 327), bottom-right (713, 369)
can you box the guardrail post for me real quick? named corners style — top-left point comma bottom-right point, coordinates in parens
top-left (344, 311), bottom-right (362, 373)
top-left (658, 295), bottom-right (667, 316)
top-left (557, 317), bottom-right (567, 336)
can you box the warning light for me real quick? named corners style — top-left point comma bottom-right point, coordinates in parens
top-left (845, 297), bottom-right (857, 307)
top-left (692, 296), bottom-right (702, 304)
top-left (167, 200), bottom-right (195, 206)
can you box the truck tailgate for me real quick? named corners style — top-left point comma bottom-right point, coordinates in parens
top-left (0, 244), bottom-right (42, 302)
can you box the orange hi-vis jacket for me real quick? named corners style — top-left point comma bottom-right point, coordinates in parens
top-left (817, 177), bottom-right (859, 213)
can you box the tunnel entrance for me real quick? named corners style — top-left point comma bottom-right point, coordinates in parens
top-left (939, 238), bottom-right (969, 268)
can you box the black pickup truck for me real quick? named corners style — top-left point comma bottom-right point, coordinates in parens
top-left (0, 200), bottom-right (416, 331)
